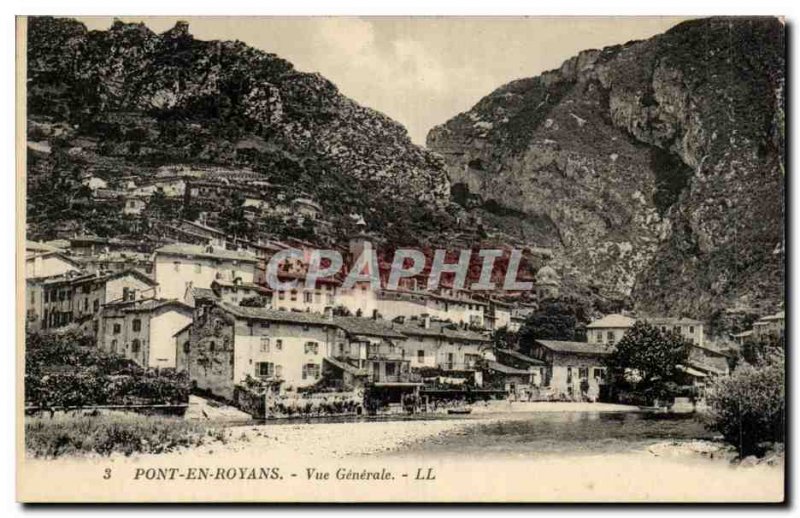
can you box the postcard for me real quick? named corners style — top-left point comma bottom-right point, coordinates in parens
top-left (17, 15), bottom-right (785, 503)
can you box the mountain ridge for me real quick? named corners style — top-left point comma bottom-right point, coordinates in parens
top-left (427, 16), bottom-right (785, 328)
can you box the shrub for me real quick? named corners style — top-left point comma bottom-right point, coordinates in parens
top-left (25, 413), bottom-right (218, 458)
top-left (707, 357), bottom-right (785, 457)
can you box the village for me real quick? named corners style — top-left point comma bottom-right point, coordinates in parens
top-left (23, 165), bottom-right (785, 419)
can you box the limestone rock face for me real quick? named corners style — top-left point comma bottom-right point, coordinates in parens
top-left (428, 17), bottom-right (785, 321)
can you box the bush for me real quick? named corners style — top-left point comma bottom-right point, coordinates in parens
top-left (707, 357), bottom-right (785, 457)
top-left (25, 328), bottom-right (191, 408)
top-left (25, 413), bottom-right (218, 458)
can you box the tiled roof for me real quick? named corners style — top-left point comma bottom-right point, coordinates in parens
top-left (486, 360), bottom-right (530, 375)
top-left (192, 287), bottom-right (218, 300)
top-left (586, 314), bottom-right (636, 329)
top-left (219, 302), bottom-right (334, 326)
top-left (644, 317), bottom-right (704, 326)
top-left (156, 243), bottom-right (258, 263)
top-left (333, 316), bottom-right (406, 339)
top-left (106, 298), bottom-right (193, 314)
top-left (495, 348), bottom-right (546, 365)
top-left (534, 340), bottom-right (612, 356)
top-left (393, 322), bottom-right (491, 342)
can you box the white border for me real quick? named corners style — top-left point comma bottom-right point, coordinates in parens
top-left (3, 1), bottom-right (796, 515)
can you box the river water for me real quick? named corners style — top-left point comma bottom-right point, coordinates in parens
top-left (383, 411), bottom-right (715, 458)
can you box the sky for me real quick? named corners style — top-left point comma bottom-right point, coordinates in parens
top-left (78, 16), bottom-right (693, 145)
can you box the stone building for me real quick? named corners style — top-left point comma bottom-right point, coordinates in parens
top-left (528, 339), bottom-right (611, 401)
top-left (98, 298), bottom-right (193, 369)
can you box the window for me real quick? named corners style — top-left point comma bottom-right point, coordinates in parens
top-left (593, 368), bottom-right (606, 381)
top-left (278, 291), bottom-right (285, 301)
top-left (302, 363), bottom-right (320, 380)
top-left (304, 292), bottom-right (313, 303)
top-left (291, 290), bottom-right (298, 302)
top-left (304, 342), bottom-right (319, 355)
top-left (183, 342), bottom-right (190, 354)
top-left (260, 336), bottom-right (270, 353)
top-left (113, 323), bottom-right (121, 334)
top-left (578, 367), bottom-right (589, 379)
top-left (689, 326), bottom-right (695, 334)
top-left (566, 367), bottom-right (573, 384)
top-left (256, 362), bottom-right (275, 378)
top-left (131, 339), bottom-right (141, 353)
top-left (93, 300), bottom-right (99, 312)
top-left (83, 299), bottom-right (88, 311)
top-left (209, 341), bottom-right (216, 352)
top-left (417, 350), bottom-right (425, 362)
top-left (386, 363), bottom-right (396, 376)
top-left (606, 331), bottom-right (614, 343)
top-left (275, 339), bottom-right (283, 351)
top-left (132, 319), bottom-right (142, 332)
top-left (111, 339), bottom-right (117, 353)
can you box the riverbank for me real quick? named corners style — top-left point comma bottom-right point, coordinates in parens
top-left (21, 406), bottom-right (783, 502)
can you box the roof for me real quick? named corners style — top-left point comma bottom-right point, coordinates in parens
top-left (218, 302), bottom-right (335, 327)
top-left (534, 340), bottom-right (612, 356)
top-left (155, 243), bottom-right (258, 263)
top-left (486, 360), bottom-right (531, 375)
top-left (394, 321), bottom-right (491, 343)
top-left (191, 287), bottom-right (218, 300)
top-left (172, 322), bottom-right (193, 337)
top-left (644, 317), bottom-right (704, 326)
top-left (212, 279), bottom-right (271, 292)
top-left (495, 348), bottom-right (546, 366)
top-left (323, 357), bottom-right (367, 376)
top-left (732, 330), bottom-right (754, 338)
top-left (105, 298), bottom-right (193, 314)
top-left (759, 311), bottom-right (785, 322)
top-left (586, 314), bottom-right (636, 329)
top-left (333, 316), bottom-right (406, 340)
top-left (677, 365), bottom-right (708, 378)
top-left (26, 240), bottom-right (63, 254)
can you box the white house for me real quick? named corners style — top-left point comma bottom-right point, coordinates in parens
top-left (154, 243), bottom-right (258, 300)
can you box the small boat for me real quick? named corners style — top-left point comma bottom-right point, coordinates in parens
top-left (447, 407), bottom-right (472, 415)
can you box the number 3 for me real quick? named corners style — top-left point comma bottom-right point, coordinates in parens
top-left (103, 468), bottom-right (112, 480)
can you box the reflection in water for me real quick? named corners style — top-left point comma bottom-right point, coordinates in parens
top-left (386, 412), bottom-right (714, 458)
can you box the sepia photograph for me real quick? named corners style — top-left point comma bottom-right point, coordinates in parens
top-left (15, 12), bottom-right (786, 503)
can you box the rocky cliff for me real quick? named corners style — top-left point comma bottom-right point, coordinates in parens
top-left (427, 17), bottom-right (785, 323)
top-left (26, 17), bottom-right (452, 243)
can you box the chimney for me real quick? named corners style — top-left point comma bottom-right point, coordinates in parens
top-left (372, 309), bottom-right (379, 320)
top-left (422, 314), bottom-right (431, 329)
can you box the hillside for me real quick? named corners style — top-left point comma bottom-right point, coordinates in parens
top-left (427, 17), bottom-right (785, 326)
top-left (25, 17), bottom-right (454, 246)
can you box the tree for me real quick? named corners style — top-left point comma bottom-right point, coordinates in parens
top-left (605, 321), bottom-right (692, 404)
top-left (707, 355), bottom-right (784, 457)
top-left (491, 326), bottom-right (518, 350)
top-left (518, 300), bottom-right (580, 345)
top-left (742, 333), bottom-right (785, 366)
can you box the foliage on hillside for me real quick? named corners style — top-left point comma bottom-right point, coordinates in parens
top-left (26, 16), bottom-right (454, 245)
top-left (25, 326), bottom-right (190, 408)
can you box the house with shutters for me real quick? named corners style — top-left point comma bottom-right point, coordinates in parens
top-left (528, 339), bottom-right (611, 401)
top-left (153, 243), bottom-right (258, 300)
top-left (98, 298), bottom-right (193, 369)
